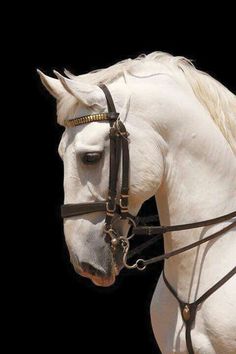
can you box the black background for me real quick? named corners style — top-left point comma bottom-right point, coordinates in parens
top-left (15, 11), bottom-right (235, 354)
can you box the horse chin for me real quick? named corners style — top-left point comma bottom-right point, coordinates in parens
top-left (91, 274), bottom-right (116, 287)
top-left (81, 268), bottom-right (117, 287)
top-left (73, 263), bottom-right (120, 287)
top-left (90, 262), bottom-right (123, 287)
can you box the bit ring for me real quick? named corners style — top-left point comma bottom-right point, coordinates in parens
top-left (135, 259), bottom-right (146, 271)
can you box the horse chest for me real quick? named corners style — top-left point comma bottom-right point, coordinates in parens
top-left (150, 275), bottom-right (236, 354)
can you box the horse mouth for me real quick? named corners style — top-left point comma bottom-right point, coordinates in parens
top-left (91, 260), bottom-right (125, 286)
top-left (72, 260), bottom-right (121, 287)
top-left (69, 242), bottom-right (124, 287)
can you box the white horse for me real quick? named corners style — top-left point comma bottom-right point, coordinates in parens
top-left (38, 52), bottom-right (236, 354)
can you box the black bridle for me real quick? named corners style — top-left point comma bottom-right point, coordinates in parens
top-left (61, 83), bottom-right (236, 354)
top-left (61, 84), bottom-right (134, 247)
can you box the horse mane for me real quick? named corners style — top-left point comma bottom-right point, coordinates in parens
top-left (175, 57), bottom-right (236, 155)
top-left (67, 52), bottom-right (236, 154)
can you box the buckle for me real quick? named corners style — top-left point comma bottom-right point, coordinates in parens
top-left (119, 194), bottom-right (129, 209)
top-left (106, 200), bottom-right (116, 214)
top-left (108, 112), bottom-right (120, 120)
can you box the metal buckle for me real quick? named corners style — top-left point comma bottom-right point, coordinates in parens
top-left (114, 119), bottom-right (129, 139)
top-left (119, 194), bottom-right (129, 210)
top-left (106, 200), bottom-right (116, 214)
top-left (104, 228), bottom-right (117, 238)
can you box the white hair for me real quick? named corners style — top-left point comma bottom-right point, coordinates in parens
top-left (65, 52), bottom-right (236, 154)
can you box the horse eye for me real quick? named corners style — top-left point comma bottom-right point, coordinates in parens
top-left (81, 152), bottom-right (102, 164)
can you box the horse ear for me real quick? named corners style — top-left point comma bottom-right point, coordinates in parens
top-left (37, 70), bottom-right (66, 99)
top-left (53, 71), bottom-right (104, 107)
top-left (64, 68), bottom-right (76, 79)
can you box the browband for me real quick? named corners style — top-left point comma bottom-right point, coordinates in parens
top-left (64, 112), bottom-right (119, 128)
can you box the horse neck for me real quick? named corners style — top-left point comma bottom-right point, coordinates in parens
top-left (154, 111), bottom-right (236, 301)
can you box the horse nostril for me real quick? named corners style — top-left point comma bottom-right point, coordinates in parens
top-left (81, 262), bottom-right (105, 277)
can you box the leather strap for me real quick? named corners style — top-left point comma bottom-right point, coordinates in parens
top-left (61, 202), bottom-right (135, 220)
top-left (99, 84), bottom-right (122, 229)
top-left (119, 120), bottom-right (130, 218)
top-left (163, 266), bottom-right (236, 354)
top-left (142, 221), bottom-right (236, 266)
top-left (61, 202), bottom-right (107, 218)
top-left (98, 84), bottom-right (130, 226)
top-left (133, 211), bottom-right (236, 236)
top-left (124, 221), bottom-right (236, 270)
top-left (127, 233), bottom-right (163, 259)
top-left (99, 84), bottom-right (117, 112)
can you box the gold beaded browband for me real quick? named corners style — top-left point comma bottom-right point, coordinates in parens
top-left (64, 113), bottom-right (117, 128)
